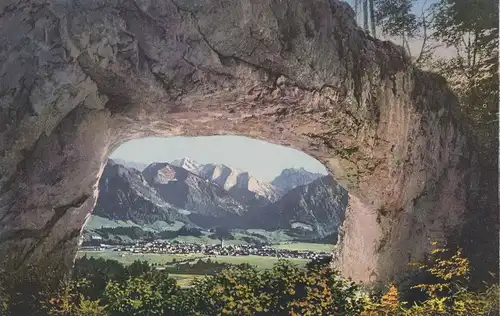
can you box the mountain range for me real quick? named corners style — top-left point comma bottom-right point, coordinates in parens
top-left (85, 158), bottom-right (347, 244)
top-left (171, 158), bottom-right (280, 205)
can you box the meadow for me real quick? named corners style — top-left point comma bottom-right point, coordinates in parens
top-left (77, 251), bottom-right (310, 270)
top-left (78, 249), bottom-right (313, 287)
top-left (272, 242), bottom-right (334, 252)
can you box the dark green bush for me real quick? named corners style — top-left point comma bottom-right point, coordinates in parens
top-left (1, 250), bottom-right (497, 316)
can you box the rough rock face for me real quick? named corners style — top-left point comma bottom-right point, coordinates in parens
top-left (0, 0), bottom-right (496, 284)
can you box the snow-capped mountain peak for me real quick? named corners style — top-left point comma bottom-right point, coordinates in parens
top-left (198, 163), bottom-right (279, 202)
top-left (170, 157), bottom-right (202, 174)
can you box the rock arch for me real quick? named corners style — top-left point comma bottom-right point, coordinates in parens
top-left (0, 0), bottom-right (495, 284)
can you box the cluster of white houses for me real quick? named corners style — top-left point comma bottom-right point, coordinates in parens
top-left (81, 239), bottom-right (332, 260)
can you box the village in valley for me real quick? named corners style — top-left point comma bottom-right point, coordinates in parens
top-left (80, 238), bottom-right (333, 262)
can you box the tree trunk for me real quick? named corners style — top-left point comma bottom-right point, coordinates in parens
top-left (369, 0), bottom-right (376, 37)
top-left (363, 0), bottom-right (369, 32)
top-left (355, 0), bottom-right (359, 23)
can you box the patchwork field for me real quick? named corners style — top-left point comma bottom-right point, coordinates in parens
top-left (168, 274), bottom-right (202, 287)
top-left (272, 242), bottom-right (334, 252)
top-left (78, 241), bottom-right (333, 287)
top-left (77, 251), bottom-right (206, 265)
top-left (78, 250), bottom-right (313, 287)
top-left (78, 251), bottom-right (310, 270)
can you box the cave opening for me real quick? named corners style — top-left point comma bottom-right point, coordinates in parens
top-left (79, 135), bottom-right (349, 272)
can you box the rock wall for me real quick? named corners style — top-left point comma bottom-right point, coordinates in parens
top-left (0, 0), bottom-right (496, 284)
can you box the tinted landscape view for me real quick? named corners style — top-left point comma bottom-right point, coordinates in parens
top-left (80, 140), bottom-right (346, 286)
top-left (0, 0), bottom-right (498, 315)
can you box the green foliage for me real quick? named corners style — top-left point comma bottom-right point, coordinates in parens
top-left (188, 265), bottom-right (266, 315)
top-left (0, 262), bottom-right (65, 316)
top-left (42, 279), bottom-right (105, 316)
top-left (211, 226), bottom-right (233, 242)
top-left (128, 260), bottom-right (152, 277)
top-left (103, 276), bottom-right (172, 315)
top-left (373, 0), bottom-right (498, 160)
top-left (372, 0), bottom-right (425, 59)
top-left (430, 0), bottom-right (498, 160)
top-left (72, 256), bottom-right (129, 300)
top-left (1, 257), bottom-right (366, 316)
top-left (92, 225), bottom-right (205, 243)
top-left (361, 284), bottom-right (405, 315)
top-left (96, 226), bottom-right (156, 240)
top-left (372, 0), bottom-right (498, 285)
top-left (432, 0), bottom-right (498, 48)
top-left (2, 248), bottom-right (498, 316)
top-left (0, 277), bottom-right (8, 315)
top-left (374, 0), bottom-right (419, 38)
top-left (362, 243), bottom-right (499, 316)
top-left (181, 258), bottom-right (365, 316)
top-left (404, 243), bottom-right (498, 316)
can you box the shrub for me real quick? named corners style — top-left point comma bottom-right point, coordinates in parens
top-left (184, 259), bottom-right (364, 316)
top-left (361, 242), bottom-right (499, 316)
top-left (102, 271), bottom-right (181, 315)
top-left (0, 262), bottom-right (65, 316)
top-left (42, 279), bottom-right (105, 316)
top-left (2, 246), bottom-right (497, 316)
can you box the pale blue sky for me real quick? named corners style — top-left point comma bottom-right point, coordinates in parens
top-left (345, 0), bottom-right (434, 18)
top-left (110, 136), bottom-right (328, 181)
